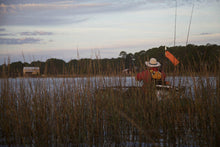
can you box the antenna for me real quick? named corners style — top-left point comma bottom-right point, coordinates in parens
top-left (174, 0), bottom-right (177, 46)
top-left (77, 44), bottom-right (80, 59)
top-left (186, 3), bottom-right (194, 46)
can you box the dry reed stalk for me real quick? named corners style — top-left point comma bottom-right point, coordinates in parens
top-left (0, 65), bottom-right (219, 146)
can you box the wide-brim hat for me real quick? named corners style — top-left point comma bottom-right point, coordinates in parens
top-left (145, 58), bottom-right (161, 67)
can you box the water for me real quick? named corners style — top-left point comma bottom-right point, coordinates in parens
top-left (0, 76), bottom-right (218, 146)
top-left (0, 76), bottom-right (217, 94)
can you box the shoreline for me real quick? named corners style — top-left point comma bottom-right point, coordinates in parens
top-left (0, 73), bottom-right (218, 79)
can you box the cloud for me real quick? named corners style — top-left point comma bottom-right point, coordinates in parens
top-left (0, 31), bottom-right (53, 36)
top-left (0, 2), bottom-right (110, 14)
top-left (199, 32), bottom-right (213, 36)
top-left (0, 37), bottom-right (42, 45)
top-left (0, 0), bottom-right (173, 26)
top-left (20, 31), bottom-right (53, 36)
top-left (0, 33), bottom-right (14, 36)
top-left (0, 0), bottom-right (219, 26)
top-left (0, 28), bottom-right (6, 31)
top-left (198, 33), bottom-right (220, 38)
top-left (0, 10), bottom-right (89, 26)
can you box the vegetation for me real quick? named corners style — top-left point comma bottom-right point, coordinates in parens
top-left (0, 66), bottom-right (219, 146)
top-left (0, 44), bottom-right (219, 146)
top-left (0, 44), bottom-right (219, 77)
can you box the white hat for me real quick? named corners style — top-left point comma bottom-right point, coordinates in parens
top-left (145, 58), bottom-right (161, 67)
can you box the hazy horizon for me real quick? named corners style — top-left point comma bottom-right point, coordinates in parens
top-left (1, 0), bottom-right (220, 65)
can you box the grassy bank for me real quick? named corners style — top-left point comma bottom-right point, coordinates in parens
top-left (0, 73), bottom-right (219, 146)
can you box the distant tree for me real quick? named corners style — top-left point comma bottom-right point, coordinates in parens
top-left (31, 61), bottom-right (45, 74)
top-left (67, 59), bottom-right (78, 75)
top-left (0, 44), bottom-right (219, 77)
top-left (9, 61), bottom-right (24, 77)
top-left (45, 58), bottom-right (66, 75)
top-left (119, 51), bottom-right (127, 59)
top-left (125, 53), bottom-right (134, 69)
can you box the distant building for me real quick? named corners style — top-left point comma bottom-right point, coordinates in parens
top-left (23, 67), bottom-right (40, 76)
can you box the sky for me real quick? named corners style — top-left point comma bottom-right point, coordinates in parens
top-left (0, 0), bottom-right (220, 65)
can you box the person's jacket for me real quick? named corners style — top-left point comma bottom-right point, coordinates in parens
top-left (136, 67), bottom-right (166, 84)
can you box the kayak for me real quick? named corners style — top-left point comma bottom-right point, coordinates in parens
top-left (96, 84), bottom-right (185, 100)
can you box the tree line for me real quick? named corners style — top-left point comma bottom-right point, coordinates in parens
top-left (0, 44), bottom-right (219, 77)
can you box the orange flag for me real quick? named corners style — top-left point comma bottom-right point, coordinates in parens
top-left (165, 47), bottom-right (179, 66)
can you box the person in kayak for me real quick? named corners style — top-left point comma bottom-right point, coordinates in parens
top-left (136, 58), bottom-right (166, 90)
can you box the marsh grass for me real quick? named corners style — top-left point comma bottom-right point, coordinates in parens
top-left (0, 64), bottom-right (219, 146)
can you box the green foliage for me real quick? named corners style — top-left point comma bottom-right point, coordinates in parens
top-left (8, 61), bottom-right (23, 77)
top-left (133, 44), bottom-right (220, 74)
top-left (44, 58), bottom-right (66, 75)
top-left (30, 61), bottom-right (45, 74)
top-left (0, 44), bottom-right (219, 77)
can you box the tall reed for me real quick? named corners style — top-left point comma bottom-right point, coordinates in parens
top-left (0, 63), bottom-right (219, 146)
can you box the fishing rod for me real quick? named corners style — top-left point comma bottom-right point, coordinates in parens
top-left (174, 0), bottom-right (177, 47)
top-left (186, 3), bottom-right (194, 45)
top-left (165, 1), bottom-right (195, 66)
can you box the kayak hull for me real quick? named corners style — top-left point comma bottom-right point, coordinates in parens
top-left (96, 85), bottom-right (185, 100)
